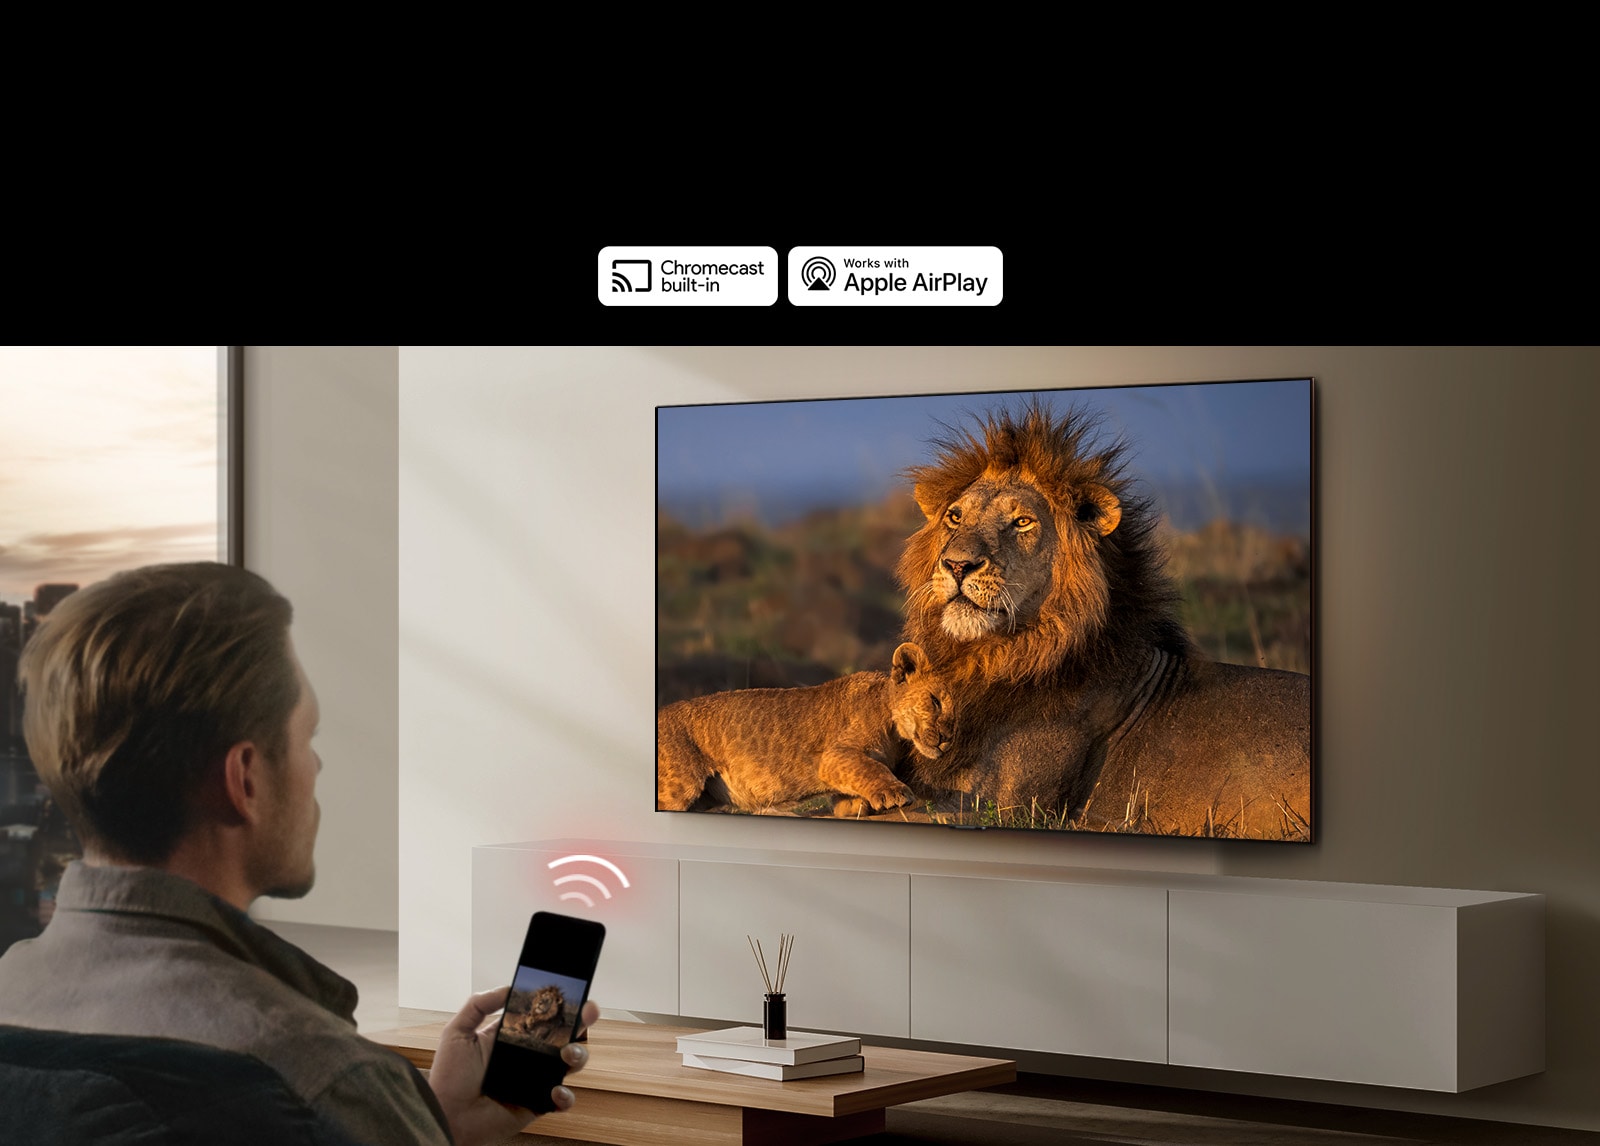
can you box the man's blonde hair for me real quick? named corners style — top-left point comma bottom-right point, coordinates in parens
top-left (18, 563), bottom-right (298, 864)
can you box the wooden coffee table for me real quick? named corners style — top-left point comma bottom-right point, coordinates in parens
top-left (371, 1018), bottom-right (1014, 1146)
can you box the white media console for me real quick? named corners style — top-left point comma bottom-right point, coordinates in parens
top-left (472, 839), bottom-right (1544, 1093)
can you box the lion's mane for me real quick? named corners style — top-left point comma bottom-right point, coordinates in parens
top-left (528, 985), bottom-right (564, 1021)
top-left (896, 401), bottom-right (1192, 688)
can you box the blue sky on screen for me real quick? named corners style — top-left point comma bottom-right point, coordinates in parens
top-left (658, 379), bottom-right (1311, 533)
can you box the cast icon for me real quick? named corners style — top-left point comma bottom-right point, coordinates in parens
top-left (611, 260), bottom-right (652, 292)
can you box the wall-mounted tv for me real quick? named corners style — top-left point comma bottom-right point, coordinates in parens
top-left (657, 378), bottom-right (1313, 841)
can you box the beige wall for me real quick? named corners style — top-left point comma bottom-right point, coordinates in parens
top-left (398, 347), bottom-right (1600, 1130)
top-left (246, 346), bottom-right (398, 931)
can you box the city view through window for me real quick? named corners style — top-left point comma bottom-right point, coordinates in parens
top-left (1, 347), bottom-right (227, 952)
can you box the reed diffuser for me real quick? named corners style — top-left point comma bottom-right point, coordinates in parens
top-left (748, 933), bottom-right (793, 1040)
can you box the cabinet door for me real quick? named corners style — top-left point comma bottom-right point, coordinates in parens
top-left (472, 846), bottom-right (680, 1015)
top-left (1168, 890), bottom-right (1456, 1089)
top-left (911, 876), bottom-right (1167, 1062)
top-left (679, 862), bottom-right (910, 1038)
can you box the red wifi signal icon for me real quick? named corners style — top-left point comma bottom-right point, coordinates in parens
top-left (548, 854), bottom-right (631, 909)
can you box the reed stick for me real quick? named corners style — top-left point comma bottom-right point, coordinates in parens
top-left (776, 933), bottom-right (794, 992)
top-left (749, 933), bottom-right (796, 994)
top-left (748, 935), bottom-right (772, 993)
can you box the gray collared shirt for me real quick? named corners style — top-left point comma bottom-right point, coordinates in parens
top-left (0, 862), bottom-right (452, 1146)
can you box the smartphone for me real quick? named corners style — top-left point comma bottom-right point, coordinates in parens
top-left (481, 911), bottom-right (606, 1113)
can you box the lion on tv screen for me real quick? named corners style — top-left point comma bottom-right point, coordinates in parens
top-left (656, 380), bottom-right (1313, 841)
top-left (500, 969), bottom-right (586, 1052)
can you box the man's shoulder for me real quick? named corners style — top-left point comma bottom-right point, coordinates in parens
top-left (0, 912), bottom-right (352, 1077)
top-left (0, 926), bottom-right (450, 1145)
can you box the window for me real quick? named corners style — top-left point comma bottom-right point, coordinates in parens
top-left (0, 346), bottom-right (238, 950)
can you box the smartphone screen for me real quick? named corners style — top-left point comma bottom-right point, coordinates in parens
top-left (482, 912), bottom-right (605, 1114)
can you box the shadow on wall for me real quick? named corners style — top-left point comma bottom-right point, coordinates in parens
top-left (1538, 899), bottom-right (1600, 1109)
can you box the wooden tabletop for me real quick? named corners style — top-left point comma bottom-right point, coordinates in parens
top-left (370, 1018), bottom-right (1015, 1118)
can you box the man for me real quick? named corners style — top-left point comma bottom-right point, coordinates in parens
top-left (0, 563), bottom-right (593, 1146)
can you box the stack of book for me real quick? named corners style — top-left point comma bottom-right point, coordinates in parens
top-left (676, 1026), bottom-right (864, 1080)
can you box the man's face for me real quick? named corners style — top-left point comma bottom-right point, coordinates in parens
top-left (252, 638), bottom-right (322, 900)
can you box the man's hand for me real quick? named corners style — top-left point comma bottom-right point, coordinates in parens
top-left (427, 985), bottom-right (599, 1146)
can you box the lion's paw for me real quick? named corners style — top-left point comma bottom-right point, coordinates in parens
top-left (831, 796), bottom-right (870, 818)
top-left (864, 781), bottom-right (915, 811)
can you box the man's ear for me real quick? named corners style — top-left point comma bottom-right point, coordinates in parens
top-left (220, 741), bottom-right (266, 825)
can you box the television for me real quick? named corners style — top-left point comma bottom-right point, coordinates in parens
top-left (657, 378), bottom-right (1313, 841)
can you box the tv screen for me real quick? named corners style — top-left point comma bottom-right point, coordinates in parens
top-left (657, 378), bottom-right (1313, 841)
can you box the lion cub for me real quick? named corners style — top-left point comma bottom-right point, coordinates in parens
top-left (657, 642), bottom-right (954, 818)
